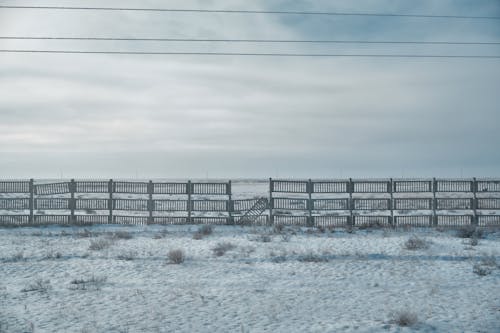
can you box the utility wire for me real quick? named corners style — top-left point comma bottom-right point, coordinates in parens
top-left (1, 36), bottom-right (499, 45)
top-left (0, 49), bottom-right (499, 58)
top-left (0, 5), bottom-right (499, 20)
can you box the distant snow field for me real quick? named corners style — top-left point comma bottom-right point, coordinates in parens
top-left (1, 225), bottom-right (499, 333)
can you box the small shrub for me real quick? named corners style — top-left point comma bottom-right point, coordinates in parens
top-left (280, 233), bottom-right (291, 242)
top-left (391, 310), bottom-right (418, 327)
top-left (69, 275), bottom-right (107, 291)
top-left (21, 279), bottom-right (51, 293)
top-left (192, 232), bottom-right (204, 240)
top-left (480, 255), bottom-right (497, 267)
top-left (112, 231), bottom-right (133, 240)
top-left (198, 225), bottom-right (213, 236)
top-left (404, 236), bottom-right (429, 250)
top-left (88, 238), bottom-right (113, 251)
top-left (469, 237), bottom-right (479, 246)
top-left (298, 253), bottom-right (328, 263)
top-left (153, 229), bottom-right (168, 239)
top-left (212, 242), bottom-right (236, 257)
top-left (457, 226), bottom-right (483, 239)
top-left (76, 229), bottom-right (94, 238)
top-left (252, 234), bottom-right (272, 242)
top-left (168, 249), bottom-right (185, 264)
top-left (117, 250), bottom-right (137, 261)
top-left (473, 263), bottom-right (492, 276)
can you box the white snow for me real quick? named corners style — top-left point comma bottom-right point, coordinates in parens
top-left (0, 225), bottom-right (499, 332)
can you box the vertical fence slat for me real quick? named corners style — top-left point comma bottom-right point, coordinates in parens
top-left (70, 179), bottom-right (75, 223)
top-left (187, 180), bottom-right (192, 223)
top-left (29, 179), bottom-right (34, 223)
top-left (108, 179), bottom-right (113, 224)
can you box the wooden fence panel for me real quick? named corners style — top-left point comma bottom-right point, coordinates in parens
top-left (153, 200), bottom-right (188, 211)
top-left (0, 215), bottom-right (30, 225)
top-left (476, 180), bottom-right (500, 193)
top-left (153, 182), bottom-right (189, 194)
top-left (0, 198), bottom-right (30, 210)
top-left (477, 198), bottom-right (500, 210)
top-left (0, 181), bottom-right (30, 193)
top-left (75, 199), bottom-right (109, 210)
top-left (393, 180), bottom-right (432, 193)
top-left (353, 215), bottom-right (391, 226)
top-left (271, 180), bottom-right (309, 193)
top-left (191, 200), bottom-right (228, 212)
top-left (113, 182), bottom-right (149, 194)
top-left (272, 198), bottom-right (308, 210)
top-left (153, 216), bottom-right (189, 224)
top-left (191, 216), bottom-right (229, 224)
top-left (113, 215), bottom-right (149, 225)
top-left (34, 215), bottom-right (70, 224)
top-left (35, 198), bottom-right (70, 210)
top-left (353, 199), bottom-right (390, 210)
top-left (74, 215), bottom-right (109, 224)
top-left (436, 180), bottom-right (473, 192)
top-left (34, 182), bottom-right (70, 195)
top-left (312, 199), bottom-right (349, 210)
top-left (273, 215), bottom-right (309, 226)
top-left (312, 181), bottom-right (349, 193)
top-left (436, 215), bottom-right (473, 227)
top-left (352, 180), bottom-right (390, 193)
top-left (478, 215), bottom-right (500, 226)
top-left (436, 198), bottom-right (473, 210)
top-left (394, 198), bottom-right (433, 210)
top-left (113, 199), bottom-right (148, 211)
top-left (313, 215), bottom-right (349, 227)
top-left (75, 181), bottom-right (109, 193)
top-left (191, 183), bottom-right (230, 195)
top-left (394, 215), bottom-right (433, 227)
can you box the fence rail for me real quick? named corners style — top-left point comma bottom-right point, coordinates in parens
top-left (1, 178), bottom-right (499, 228)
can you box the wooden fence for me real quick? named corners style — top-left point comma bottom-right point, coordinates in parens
top-left (269, 178), bottom-right (500, 228)
top-left (1, 178), bottom-right (499, 228)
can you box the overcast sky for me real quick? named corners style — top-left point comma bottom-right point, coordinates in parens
top-left (1, 0), bottom-right (499, 179)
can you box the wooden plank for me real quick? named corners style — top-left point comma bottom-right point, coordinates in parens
top-left (191, 182), bottom-right (230, 195)
top-left (271, 180), bottom-right (309, 193)
top-left (153, 182), bottom-right (189, 194)
top-left (394, 198), bottom-right (433, 210)
top-left (272, 198), bottom-right (308, 211)
top-left (0, 198), bottom-right (30, 210)
top-left (34, 182), bottom-right (70, 195)
top-left (0, 180), bottom-right (30, 193)
top-left (35, 198), bottom-right (71, 210)
top-left (392, 180), bottom-right (432, 193)
top-left (153, 200), bottom-right (188, 211)
top-left (113, 199), bottom-right (149, 211)
top-left (113, 181), bottom-right (149, 194)
top-left (311, 199), bottom-right (349, 210)
top-left (311, 181), bottom-right (349, 193)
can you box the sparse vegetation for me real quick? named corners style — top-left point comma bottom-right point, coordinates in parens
top-left (21, 278), bottom-right (51, 293)
top-left (473, 263), bottom-right (492, 276)
top-left (457, 226), bottom-right (483, 239)
top-left (212, 242), bottom-right (236, 256)
top-left (168, 249), bottom-right (185, 264)
top-left (198, 225), bottom-right (213, 236)
top-left (391, 310), bottom-right (418, 327)
top-left (404, 235), bottom-right (430, 250)
top-left (117, 250), bottom-right (138, 261)
top-left (111, 231), bottom-right (133, 240)
top-left (69, 275), bottom-right (107, 291)
top-left (89, 238), bottom-right (113, 251)
top-left (297, 253), bottom-right (328, 263)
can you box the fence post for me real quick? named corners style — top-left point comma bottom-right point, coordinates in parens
top-left (389, 178), bottom-right (394, 227)
top-left (29, 178), bottom-right (34, 224)
top-left (472, 177), bottom-right (478, 226)
top-left (228, 180), bottom-right (233, 225)
top-left (108, 179), bottom-right (114, 224)
top-left (432, 178), bottom-right (437, 227)
top-left (269, 178), bottom-right (273, 226)
top-left (70, 179), bottom-right (75, 224)
top-left (187, 180), bottom-right (192, 224)
top-left (349, 178), bottom-right (354, 228)
top-left (148, 180), bottom-right (153, 224)
top-left (307, 179), bottom-right (313, 227)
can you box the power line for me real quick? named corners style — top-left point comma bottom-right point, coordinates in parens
top-left (0, 5), bottom-right (499, 20)
top-left (1, 36), bottom-right (499, 45)
top-left (0, 49), bottom-right (499, 58)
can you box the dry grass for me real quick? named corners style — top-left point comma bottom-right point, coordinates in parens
top-left (168, 249), bottom-right (185, 264)
top-left (391, 310), bottom-right (418, 327)
top-left (212, 242), bottom-right (236, 257)
top-left (404, 236), bottom-right (430, 250)
top-left (88, 238), bottom-right (113, 251)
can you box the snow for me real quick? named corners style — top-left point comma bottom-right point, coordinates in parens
top-left (0, 225), bottom-right (499, 332)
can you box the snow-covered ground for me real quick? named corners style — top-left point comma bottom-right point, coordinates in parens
top-left (1, 225), bottom-right (499, 333)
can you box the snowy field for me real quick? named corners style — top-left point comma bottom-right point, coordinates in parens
top-left (0, 225), bottom-right (499, 333)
